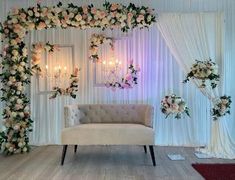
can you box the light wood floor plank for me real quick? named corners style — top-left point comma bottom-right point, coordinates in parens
top-left (0, 145), bottom-right (235, 180)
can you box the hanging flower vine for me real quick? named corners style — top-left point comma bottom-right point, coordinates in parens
top-left (0, 1), bottom-right (156, 154)
top-left (31, 42), bottom-right (59, 74)
top-left (89, 34), bottom-right (114, 63)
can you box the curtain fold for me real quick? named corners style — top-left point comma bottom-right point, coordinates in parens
top-left (157, 12), bottom-right (235, 158)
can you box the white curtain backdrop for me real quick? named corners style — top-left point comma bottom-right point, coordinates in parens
top-left (157, 13), bottom-right (235, 159)
top-left (28, 27), bottom-right (210, 146)
top-left (0, 0), bottom-right (235, 159)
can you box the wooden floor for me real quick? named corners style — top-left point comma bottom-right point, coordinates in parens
top-left (0, 145), bottom-right (234, 180)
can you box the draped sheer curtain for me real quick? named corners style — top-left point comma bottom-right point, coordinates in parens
top-left (157, 13), bottom-right (235, 158)
top-left (29, 26), bottom-right (210, 147)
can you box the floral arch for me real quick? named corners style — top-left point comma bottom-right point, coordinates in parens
top-left (0, 2), bottom-right (156, 154)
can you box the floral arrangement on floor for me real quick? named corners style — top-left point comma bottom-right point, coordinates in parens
top-left (161, 94), bottom-right (190, 119)
top-left (183, 59), bottom-right (220, 89)
top-left (0, 1), bottom-right (155, 154)
top-left (31, 42), bottom-right (59, 74)
top-left (105, 60), bottom-right (140, 91)
top-left (212, 95), bottom-right (232, 120)
top-left (49, 68), bottom-right (80, 99)
top-left (89, 34), bottom-right (114, 62)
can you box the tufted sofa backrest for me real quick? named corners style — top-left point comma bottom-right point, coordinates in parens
top-left (64, 104), bottom-right (154, 128)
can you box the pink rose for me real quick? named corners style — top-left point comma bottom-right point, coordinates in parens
top-left (82, 6), bottom-right (88, 14)
top-left (91, 8), bottom-right (97, 14)
top-left (137, 15), bottom-right (144, 23)
top-left (110, 3), bottom-right (119, 11)
top-left (125, 74), bottom-right (132, 81)
top-left (37, 22), bottom-right (46, 30)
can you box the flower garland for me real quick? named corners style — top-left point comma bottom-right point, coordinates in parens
top-left (161, 94), bottom-right (190, 119)
top-left (183, 59), bottom-right (220, 89)
top-left (31, 42), bottom-right (59, 74)
top-left (105, 60), bottom-right (140, 91)
top-left (49, 68), bottom-right (80, 99)
top-left (0, 2), bottom-right (155, 154)
top-left (89, 34), bottom-right (114, 62)
top-left (212, 96), bottom-right (232, 121)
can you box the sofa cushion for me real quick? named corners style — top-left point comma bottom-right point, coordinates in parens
top-left (61, 123), bottom-right (154, 145)
top-left (64, 104), bottom-right (154, 127)
top-left (64, 106), bottom-right (85, 127)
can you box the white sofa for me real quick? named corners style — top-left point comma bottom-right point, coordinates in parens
top-left (61, 104), bottom-right (156, 166)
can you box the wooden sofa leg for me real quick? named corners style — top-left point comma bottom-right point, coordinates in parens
top-left (144, 146), bottom-right (147, 154)
top-left (61, 145), bottom-right (68, 166)
top-left (74, 145), bottom-right (78, 153)
top-left (149, 145), bottom-right (156, 166)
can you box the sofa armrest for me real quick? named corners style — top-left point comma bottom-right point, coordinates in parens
top-left (64, 105), bottom-right (84, 127)
top-left (145, 105), bottom-right (154, 128)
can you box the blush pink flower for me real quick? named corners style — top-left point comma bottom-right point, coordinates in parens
top-left (91, 8), bottom-right (97, 14)
top-left (110, 3), bottom-right (119, 11)
top-left (125, 74), bottom-right (132, 81)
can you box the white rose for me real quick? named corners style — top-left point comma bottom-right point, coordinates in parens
top-left (12, 18), bottom-right (18, 24)
top-left (21, 75), bottom-right (27, 81)
top-left (17, 99), bottom-right (23, 104)
top-left (7, 81), bottom-right (13, 86)
top-left (18, 66), bottom-right (24, 72)
top-left (14, 124), bottom-right (20, 130)
top-left (18, 142), bottom-right (23, 147)
top-left (22, 48), bottom-right (27, 56)
top-left (11, 112), bottom-right (17, 118)
top-left (20, 62), bottom-right (26, 66)
top-left (13, 65), bottom-right (17, 69)
top-left (9, 147), bottom-right (14, 152)
top-left (10, 97), bottom-right (15, 102)
top-left (34, 12), bottom-right (40, 17)
top-left (140, 9), bottom-right (146, 14)
top-left (23, 147), bottom-right (27, 152)
top-left (10, 70), bottom-right (16, 75)
top-left (12, 49), bottom-right (19, 56)
top-left (24, 106), bottom-right (29, 112)
top-left (75, 14), bottom-right (82, 21)
top-left (28, 10), bottom-right (34, 16)
top-left (62, 11), bottom-right (67, 17)
top-left (5, 143), bottom-right (11, 148)
top-left (16, 91), bottom-right (21, 95)
top-left (19, 112), bottom-right (24, 117)
top-left (17, 85), bottom-right (23, 91)
top-left (147, 15), bottom-right (152, 22)
top-left (69, 12), bottom-right (74, 18)
top-left (10, 39), bottom-right (17, 45)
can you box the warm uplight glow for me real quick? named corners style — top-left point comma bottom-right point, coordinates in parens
top-left (102, 61), bottom-right (106, 65)
top-left (45, 65), bottom-right (48, 69)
